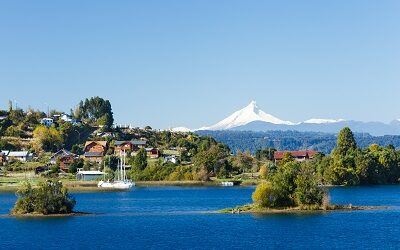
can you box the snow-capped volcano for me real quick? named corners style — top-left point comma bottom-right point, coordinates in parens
top-left (184, 101), bottom-right (400, 135)
top-left (198, 101), bottom-right (294, 130)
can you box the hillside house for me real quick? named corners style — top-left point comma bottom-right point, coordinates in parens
top-left (145, 148), bottom-right (160, 159)
top-left (41, 118), bottom-right (54, 127)
top-left (164, 155), bottom-right (178, 164)
top-left (50, 149), bottom-right (77, 172)
top-left (114, 140), bottom-right (147, 154)
top-left (84, 141), bottom-right (108, 163)
top-left (274, 150), bottom-right (318, 163)
top-left (2, 151), bottom-right (34, 162)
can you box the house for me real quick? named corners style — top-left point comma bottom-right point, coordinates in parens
top-left (273, 150), bottom-right (318, 163)
top-left (96, 132), bottom-right (114, 138)
top-left (41, 118), bottom-right (54, 127)
top-left (164, 155), bottom-right (178, 164)
top-left (49, 149), bottom-right (77, 172)
top-left (83, 141), bottom-right (108, 163)
top-left (114, 140), bottom-right (147, 154)
top-left (60, 114), bottom-right (80, 125)
top-left (76, 169), bottom-right (104, 181)
top-left (3, 151), bottom-right (33, 162)
top-left (145, 148), bottom-right (160, 159)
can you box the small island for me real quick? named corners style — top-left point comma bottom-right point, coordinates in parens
top-left (11, 179), bottom-right (79, 217)
top-left (219, 157), bottom-right (383, 214)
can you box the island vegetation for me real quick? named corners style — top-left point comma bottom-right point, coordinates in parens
top-left (12, 179), bottom-right (76, 216)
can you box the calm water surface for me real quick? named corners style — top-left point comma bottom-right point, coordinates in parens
top-left (1, 185), bottom-right (400, 249)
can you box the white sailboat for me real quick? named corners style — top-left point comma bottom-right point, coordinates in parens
top-left (98, 150), bottom-right (135, 190)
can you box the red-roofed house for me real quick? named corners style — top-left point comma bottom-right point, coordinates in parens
top-left (274, 150), bottom-right (318, 163)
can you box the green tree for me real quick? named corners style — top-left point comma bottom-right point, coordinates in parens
top-left (33, 126), bottom-right (63, 152)
top-left (232, 151), bottom-right (254, 173)
top-left (75, 97), bottom-right (114, 128)
top-left (255, 148), bottom-right (276, 161)
top-left (334, 127), bottom-right (357, 156)
top-left (192, 145), bottom-right (229, 174)
top-left (294, 163), bottom-right (324, 206)
top-left (12, 180), bottom-right (76, 215)
top-left (132, 148), bottom-right (147, 170)
top-left (104, 155), bottom-right (120, 172)
top-left (327, 127), bottom-right (360, 185)
top-left (272, 161), bottom-right (301, 207)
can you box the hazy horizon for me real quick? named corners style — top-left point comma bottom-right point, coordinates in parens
top-left (1, 1), bottom-right (399, 128)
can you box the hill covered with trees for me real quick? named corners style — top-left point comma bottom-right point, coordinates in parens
top-left (196, 130), bottom-right (400, 154)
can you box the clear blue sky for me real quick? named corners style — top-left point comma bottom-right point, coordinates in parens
top-left (1, 0), bottom-right (399, 128)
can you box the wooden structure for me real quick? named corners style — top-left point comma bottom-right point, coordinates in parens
top-left (114, 140), bottom-right (147, 154)
top-left (50, 149), bottom-right (77, 172)
top-left (84, 141), bottom-right (108, 163)
top-left (274, 150), bottom-right (318, 163)
top-left (145, 148), bottom-right (160, 159)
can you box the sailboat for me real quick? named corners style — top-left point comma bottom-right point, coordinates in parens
top-left (98, 150), bottom-right (135, 190)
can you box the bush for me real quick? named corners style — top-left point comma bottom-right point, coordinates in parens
top-left (252, 182), bottom-right (276, 208)
top-left (12, 180), bottom-right (76, 215)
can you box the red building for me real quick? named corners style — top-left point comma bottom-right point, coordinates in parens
top-left (50, 149), bottom-right (78, 172)
top-left (84, 141), bottom-right (108, 163)
top-left (145, 148), bottom-right (160, 159)
top-left (274, 150), bottom-right (318, 163)
top-left (114, 140), bottom-right (147, 154)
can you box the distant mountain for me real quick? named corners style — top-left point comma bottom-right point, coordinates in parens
top-left (195, 101), bottom-right (400, 136)
top-left (198, 101), bottom-right (293, 131)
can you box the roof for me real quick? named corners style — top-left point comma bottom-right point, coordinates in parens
top-left (84, 141), bottom-right (108, 148)
top-left (163, 150), bottom-right (180, 156)
top-left (7, 151), bottom-right (29, 157)
top-left (50, 149), bottom-right (75, 160)
top-left (114, 140), bottom-right (147, 146)
top-left (145, 148), bottom-right (159, 151)
top-left (131, 140), bottom-right (147, 145)
top-left (274, 150), bottom-right (318, 160)
top-left (76, 170), bottom-right (104, 175)
top-left (84, 152), bottom-right (104, 157)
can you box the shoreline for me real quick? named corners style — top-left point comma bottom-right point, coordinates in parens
top-left (9, 211), bottom-right (93, 218)
top-left (0, 180), bottom-right (254, 192)
top-left (217, 204), bottom-right (388, 215)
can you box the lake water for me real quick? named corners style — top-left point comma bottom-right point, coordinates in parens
top-left (1, 185), bottom-right (400, 249)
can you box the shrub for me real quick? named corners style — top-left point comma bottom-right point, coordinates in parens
top-left (12, 180), bottom-right (76, 215)
top-left (252, 182), bottom-right (276, 208)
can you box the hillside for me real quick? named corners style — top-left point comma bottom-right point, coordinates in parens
top-left (196, 130), bottom-right (400, 154)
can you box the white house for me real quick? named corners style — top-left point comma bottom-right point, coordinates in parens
top-left (60, 114), bottom-right (80, 125)
top-left (41, 118), bottom-right (54, 127)
top-left (3, 151), bottom-right (33, 162)
top-left (164, 155), bottom-right (178, 164)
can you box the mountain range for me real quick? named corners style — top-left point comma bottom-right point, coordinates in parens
top-left (175, 101), bottom-right (400, 136)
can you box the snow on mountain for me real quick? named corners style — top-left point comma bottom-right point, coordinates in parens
top-left (303, 118), bottom-right (345, 124)
top-left (198, 101), bottom-right (294, 131)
